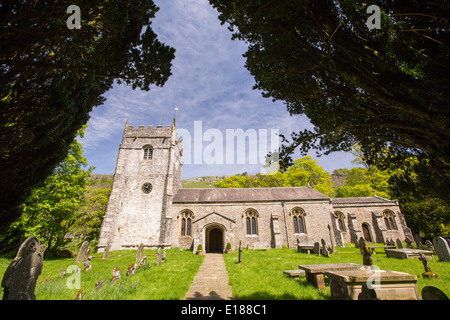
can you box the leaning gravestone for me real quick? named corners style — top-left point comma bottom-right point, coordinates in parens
top-left (321, 239), bottom-right (330, 257)
top-left (396, 239), bottom-right (404, 249)
top-left (126, 262), bottom-right (138, 276)
top-left (313, 242), bottom-right (320, 255)
top-left (425, 240), bottom-right (434, 253)
top-left (102, 242), bottom-right (111, 260)
top-left (433, 236), bottom-right (450, 262)
top-left (136, 243), bottom-right (144, 262)
top-left (112, 267), bottom-right (121, 283)
top-left (156, 247), bottom-right (163, 266)
top-left (139, 256), bottom-right (148, 269)
top-left (414, 234), bottom-right (422, 248)
top-left (359, 237), bottom-right (373, 267)
top-left (422, 286), bottom-right (449, 300)
top-left (405, 237), bottom-right (414, 249)
top-left (1, 236), bottom-right (45, 300)
top-left (76, 241), bottom-right (90, 263)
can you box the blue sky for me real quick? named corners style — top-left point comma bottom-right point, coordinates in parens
top-left (80, 0), bottom-right (357, 179)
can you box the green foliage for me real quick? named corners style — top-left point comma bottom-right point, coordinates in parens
top-left (7, 127), bottom-right (93, 253)
top-left (209, 0), bottom-right (450, 170)
top-left (215, 156), bottom-right (334, 196)
top-left (0, 0), bottom-right (175, 229)
top-left (333, 167), bottom-right (391, 199)
top-left (388, 158), bottom-right (450, 238)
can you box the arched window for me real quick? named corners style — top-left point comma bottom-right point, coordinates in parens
top-left (291, 208), bottom-right (306, 234)
top-left (143, 145), bottom-right (153, 160)
top-left (179, 210), bottom-right (193, 236)
top-left (334, 211), bottom-right (346, 232)
top-left (383, 210), bottom-right (397, 230)
top-left (244, 209), bottom-right (258, 235)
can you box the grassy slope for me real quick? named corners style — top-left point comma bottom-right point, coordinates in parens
top-left (0, 248), bottom-right (204, 300)
top-left (223, 246), bottom-right (450, 300)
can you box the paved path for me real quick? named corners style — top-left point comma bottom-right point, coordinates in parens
top-left (184, 253), bottom-right (234, 300)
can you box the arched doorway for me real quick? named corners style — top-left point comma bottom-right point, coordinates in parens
top-left (206, 227), bottom-right (224, 253)
top-left (362, 223), bottom-right (373, 242)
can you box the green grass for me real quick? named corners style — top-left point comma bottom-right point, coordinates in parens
top-left (223, 245), bottom-right (450, 300)
top-left (0, 248), bottom-right (204, 300)
top-left (1, 245), bottom-right (449, 300)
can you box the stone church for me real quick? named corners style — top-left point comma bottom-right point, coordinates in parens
top-left (97, 121), bottom-right (411, 253)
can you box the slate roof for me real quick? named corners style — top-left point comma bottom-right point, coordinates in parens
top-left (172, 187), bottom-right (330, 203)
top-left (331, 196), bottom-right (393, 204)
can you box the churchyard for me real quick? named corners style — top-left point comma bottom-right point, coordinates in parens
top-left (1, 240), bottom-right (449, 300)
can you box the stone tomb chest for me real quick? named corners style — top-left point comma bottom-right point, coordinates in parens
top-left (326, 269), bottom-right (419, 300)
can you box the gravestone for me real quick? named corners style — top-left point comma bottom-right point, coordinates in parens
top-left (84, 258), bottom-right (92, 271)
top-left (139, 256), bottom-right (148, 269)
top-left (126, 262), bottom-right (138, 276)
top-left (405, 237), bottom-right (414, 249)
top-left (321, 239), bottom-right (329, 257)
top-left (162, 251), bottom-right (167, 263)
top-left (327, 225), bottom-right (335, 253)
top-left (95, 280), bottom-right (104, 291)
top-left (396, 239), bottom-right (404, 249)
top-left (1, 236), bottom-right (45, 300)
top-left (422, 286), bottom-right (449, 300)
top-left (238, 240), bottom-right (242, 263)
top-left (359, 237), bottom-right (373, 267)
top-left (102, 242), bottom-right (111, 260)
top-left (136, 243), bottom-right (144, 262)
top-left (73, 288), bottom-right (83, 300)
top-left (112, 267), bottom-right (121, 283)
top-left (432, 236), bottom-right (450, 262)
top-left (156, 247), bottom-right (163, 266)
top-left (313, 242), bottom-right (320, 255)
top-left (413, 234), bottom-right (422, 248)
top-left (297, 238), bottom-right (301, 253)
top-left (419, 254), bottom-right (438, 279)
top-left (425, 240), bottom-right (434, 253)
top-left (59, 269), bottom-right (66, 278)
top-left (76, 241), bottom-right (90, 263)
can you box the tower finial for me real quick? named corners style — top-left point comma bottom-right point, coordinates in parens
top-left (125, 119), bottom-right (129, 128)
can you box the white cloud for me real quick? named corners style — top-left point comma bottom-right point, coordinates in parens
top-left (81, 0), bottom-right (356, 177)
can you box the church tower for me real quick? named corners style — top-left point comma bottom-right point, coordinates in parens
top-left (97, 120), bottom-right (183, 252)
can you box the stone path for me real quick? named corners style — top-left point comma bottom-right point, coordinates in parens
top-left (184, 253), bottom-right (234, 300)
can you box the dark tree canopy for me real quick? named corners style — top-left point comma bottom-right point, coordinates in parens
top-left (0, 1), bottom-right (175, 228)
top-left (209, 0), bottom-right (450, 170)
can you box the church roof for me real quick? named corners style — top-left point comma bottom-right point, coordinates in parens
top-left (172, 187), bottom-right (330, 203)
top-left (331, 196), bottom-right (398, 206)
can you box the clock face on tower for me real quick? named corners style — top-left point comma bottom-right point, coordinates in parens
top-left (141, 182), bottom-right (153, 194)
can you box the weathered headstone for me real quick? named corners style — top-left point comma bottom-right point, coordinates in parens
top-left (359, 237), bottom-right (373, 267)
top-left (73, 288), bottom-right (83, 300)
top-left (59, 269), bottom-right (66, 278)
top-left (1, 236), bottom-right (45, 300)
top-left (102, 242), bottom-right (111, 260)
top-left (112, 267), bottom-right (121, 283)
top-left (76, 241), bottom-right (90, 263)
top-left (136, 243), bottom-right (144, 262)
top-left (413, 234), bottom-right (422, 248)
top-left (422, 286), bottom-right (449, 300)
top-left (327, 225), bottom-right (335, 253)
top-left (297, 238), bottom-right (301, 253)
top-left (313, 242), bottom-right (320, 255)
top-left (238, 240), bottom-right (242, 263)
top-left (162, 250), bottom-right (167, 263)
top-left (84, 257), bottom-right (92, 271)
top-left (425, 240), bottom-right (434, 253)
top-left (405, 237), bottom-right (414, 249)
top-left (433, 236), bottom-right (450, 262)
top-left (419, 254), bottom-right (438, 279)
top-left (321, 239), bottom-right (329, 257)
top-left (126, 262), bottom-right (138, 276)
top-left (156, 247), bottom-right (163, 266)
top-left (396, 239), bottom-right (404, 249)
top-left (95, 280), bottom-right (104, 291)
top-left (139, 256), bottom-right (148, 269)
